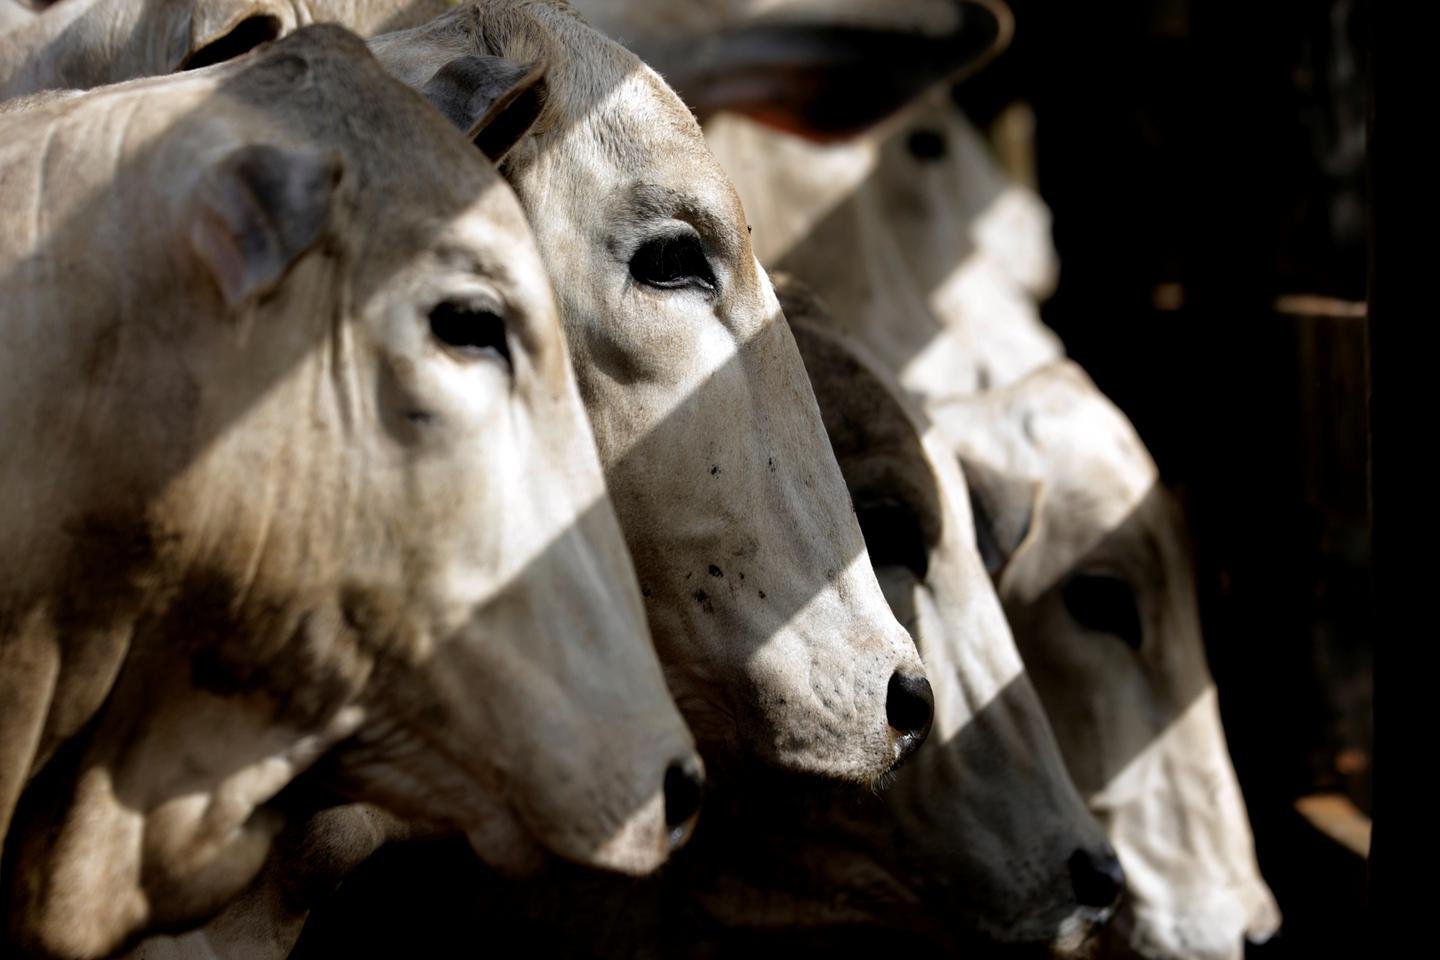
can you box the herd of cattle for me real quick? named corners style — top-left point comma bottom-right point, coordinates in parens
top-left (0, 1), bottom-right (1282, 958)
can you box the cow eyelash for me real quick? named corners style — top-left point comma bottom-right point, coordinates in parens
top-left (629, 231), bottom-right (717, 294)
top-left (428, 299), bottom-right (512, 370)
top-left (1061, 574), bottom-right (1143, 651)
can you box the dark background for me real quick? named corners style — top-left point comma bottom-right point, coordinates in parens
top-left (952, 1), bottom-right (1373, 955)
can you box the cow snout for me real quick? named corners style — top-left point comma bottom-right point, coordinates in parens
top-left (886, 670), bottom-right (935, 761)
top-left (663, 754), bottom-right (705, 850)
top-left (1068, 844), bottom-right (1127, 912)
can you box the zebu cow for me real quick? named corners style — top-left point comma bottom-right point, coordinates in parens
top-left (0, 0), bottom-right (450, 100)
top-left (579, 6), bottom-right (1281, 956)
top-left (933, 364), bottom-right (1282, 960)
top-left (0, 25), bottom-right (697, 959)
top-left (126, 3), bottom-right (965, 955)
top-left (716, 83), bottom-right (1280, 960)
top-left (574, 0), bottom-right (1062, 402)
top-left (700, 76), bottom-right (1280, 960)
top-left (1, 0), bottom-right (934, 774)
top-left (370, 0), bottom-right (936, 784)
top-left (723, 284), bottom-right (1123, 953)
top-left (273, 277), bottom-right (1121, 958)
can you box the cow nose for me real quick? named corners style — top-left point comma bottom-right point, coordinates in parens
top-left (1068, 844), bottom-right (1126, 911)
top-left (886, 670), bottom-right (935, 745)
top-left (663, 755), bottom-right (705, 851)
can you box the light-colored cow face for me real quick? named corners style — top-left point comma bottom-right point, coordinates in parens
top-left (572, 0), bottom-right (1059, 404)
top-left (934, 362), bottom-right (1281, 960)
top-left (706, 101), bottom-right (1063, 406)
top-left (780, 287), bottom-right (1120, 954)
top-left (370, 1), bottom-right (931, 784)
top-left (0, 0), bottom-right (451, 100)
top-left (0, 27), bottom-right (695, 957)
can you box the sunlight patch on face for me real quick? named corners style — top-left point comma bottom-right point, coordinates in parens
top-left (893, 257), bottom-right (989, 401)
top-left (965, 181), bottom-right (1059, 299)
top-left (916, 580), bottom-right (1026, 740)
top-left (704, 114), bottom-right (877, 264)
top-left (1087, 684), bottom-right (1223, 815)
top-left (771, 549), bottom-right (890, 645)
top-left (436, 468), bottom-right (610, 624)
top-left (923, 252), bottom-right (1062, 387)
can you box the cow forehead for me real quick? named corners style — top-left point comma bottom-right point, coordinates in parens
top-left (963, 365), bottom-right (1162, 594)
top-left (1004, 367), bottom-right (1157, 505)
top-left (564, 65), bottom-right (745, 228)
top-left (417, 192), bottom-right (546, 291)
top-left (473, 2), bottom-right (746, 227)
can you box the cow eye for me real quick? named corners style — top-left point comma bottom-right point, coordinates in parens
top-left (906, 128), bottom-right (948, 162)
top-left (429, 300), bottom-right (511, 368)
top-left (1062, 574), bottom-right (1143, 650)
top-left (855, 499), bottom-right (929, 580)
top-left (630, 232), bottom-right (716, 292)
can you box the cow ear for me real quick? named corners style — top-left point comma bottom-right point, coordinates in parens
top-left (636, 0), bottom-right (1011, 142)
top-left (960, 454), bottom-right (1039, 578)
top-left (421, 55), bottom-right (548, 162)
top-left (181, 1), bottom-right (285, 71)
top-left (189, 144), bottom-right (342, 308)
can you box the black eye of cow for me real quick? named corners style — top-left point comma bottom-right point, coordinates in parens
top-left (429, 301), bottom-right (511, 368)
top-left (906, 128), bottom-right (948, 162)
top-left (1062, 574), bottom-right (1143, 650)
top-left (630, 233), bottom-right (716, 292)
top-left (855, 499), bottom-right (929, 580)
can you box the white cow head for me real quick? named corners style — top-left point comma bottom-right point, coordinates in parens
top-left (0, 28), bottom-right (695, 957)
top-left (370, 1), bottom-right (933, 785)
top-left (707, 101), bottom-right (1063, 405)
top-left (778, 284), bottom-right (1121, 954)
top-left (934, 362), bottom-right (1282, 960)
top-left (571, 0), bottom-right (1059, 403)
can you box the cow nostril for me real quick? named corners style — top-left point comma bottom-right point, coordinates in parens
top-left (886, 671), bottom-right (935, 740)
top-left (1068, 845), bottom-right (1126, 910)
top-left (663, 755), bottom-right (705, 850)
